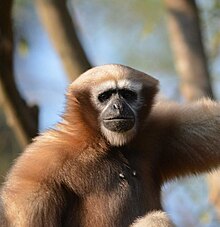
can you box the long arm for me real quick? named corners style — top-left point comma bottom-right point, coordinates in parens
top-left (151, 99), bottom-right (220, 182)
top-left (0, 140), bottom-right (69, 227)
top-left (0, 179), bottom-right (64, 227)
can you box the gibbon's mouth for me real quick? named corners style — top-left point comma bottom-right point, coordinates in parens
top-left (103, 117), bottom-right (135, 132)
top-left (104, 117), bottom-right (134, 120)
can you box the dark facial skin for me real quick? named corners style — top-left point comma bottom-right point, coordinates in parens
top-left (99, 89), bottom-right (136, 132)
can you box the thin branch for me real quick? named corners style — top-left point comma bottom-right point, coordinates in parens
top-left (164, 0), bottom-right (214, 101)
top-left (35, 0), bottom-right (92, 81)
top-left (0, 0), bottom-right (38, 148)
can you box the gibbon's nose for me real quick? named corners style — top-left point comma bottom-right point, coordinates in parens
top-left (109, 98), bottom-right (133, 118)
top-left (112, 100), bottom-right (124, 114)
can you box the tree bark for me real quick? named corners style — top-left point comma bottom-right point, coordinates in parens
top-left (35, 0), bottom-right (92, 81)
top-left (0, 0), bottom-right (38, 148)
top-left (164, 0), bottom-right (220, 220)
top-left (164, 0), bottom-right (214, 101)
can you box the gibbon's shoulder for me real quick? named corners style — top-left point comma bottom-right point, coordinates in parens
top-left (3, 129), bottom-right (84, 186)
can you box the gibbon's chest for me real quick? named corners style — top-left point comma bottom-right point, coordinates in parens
top-left (73, 148), bottom-right (159, 227)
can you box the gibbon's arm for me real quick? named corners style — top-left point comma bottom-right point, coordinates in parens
top-left (0, 183), bottom-right (63, 227)
top-left (151, 99), bottom-right (220, 182)
top-left (0, 140), bottom-right (70, 226)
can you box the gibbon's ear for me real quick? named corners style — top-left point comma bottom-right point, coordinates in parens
top-left (65, 85), bottom-right (100, 133)
top-left (125, 69), bottom-right (159, 113)
top-left (141, 74), bottom-right (159, 101)
top-left (133, 73), bottom-right (159, 123)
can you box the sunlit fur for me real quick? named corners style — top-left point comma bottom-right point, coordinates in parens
top-left (1, 64), bottom-right (220, 227)
top-left (131, 211), bottom-right (174, 227)
top-left (101, 125), bottom-right (137, 147)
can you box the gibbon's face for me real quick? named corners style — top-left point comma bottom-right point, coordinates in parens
top-left (70, 64), bottom-right (158, 146)
top-left (91, 79), bottom-right (143, 146)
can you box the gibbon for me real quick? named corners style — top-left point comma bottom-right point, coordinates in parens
top-left (1, 64), bottom-right (220, 227)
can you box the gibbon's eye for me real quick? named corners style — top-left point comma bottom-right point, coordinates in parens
top-left (98, 90), bottom-right (115, 103)
top-left (119, 89), bottom-right (137, 102)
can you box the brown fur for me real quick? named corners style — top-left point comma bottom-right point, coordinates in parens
top-left (1, 64), bottom-right (220, 226)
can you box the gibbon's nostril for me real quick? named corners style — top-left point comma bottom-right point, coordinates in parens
top-left (113, 104), bottom-right (119, 109)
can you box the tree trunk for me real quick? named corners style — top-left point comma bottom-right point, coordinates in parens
top-left (0, 0), bottom-right (38, 148)
top-left (35, 0), bottom-right (92, 81)
top-left (164, 0), bottom-right (220, 220)
top-left (164, 0), bottom-right (214, 101)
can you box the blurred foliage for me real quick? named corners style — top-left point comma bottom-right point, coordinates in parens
top-left (198, 0), bottom-right (220, 61)
top-left (209, 0), bottom-right (220, 60)
top-left (16, 0), bottom-right (30, 6)
top-left (200, 211), bottom-right (211, 224)
top-left (74, 0), bottom-right (164, 33)
top-left (13, 0), bottom-right (32, 58)
top-left (72, 0), bottom-right (174, 75)
top-left (18, 37), bottom-right (29, 56)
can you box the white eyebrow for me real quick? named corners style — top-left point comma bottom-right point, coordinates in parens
top-left (91, 80), bottom-right (117, 95)
top-left (117, 79), bottom-right (143, 92)
top-left (92, 79), bottom-right (143, 94)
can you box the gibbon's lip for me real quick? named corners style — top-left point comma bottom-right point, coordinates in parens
top-left (103, 117), bottom-right (134, 121)
top-left (103, 118), bottom-right (135, 132)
